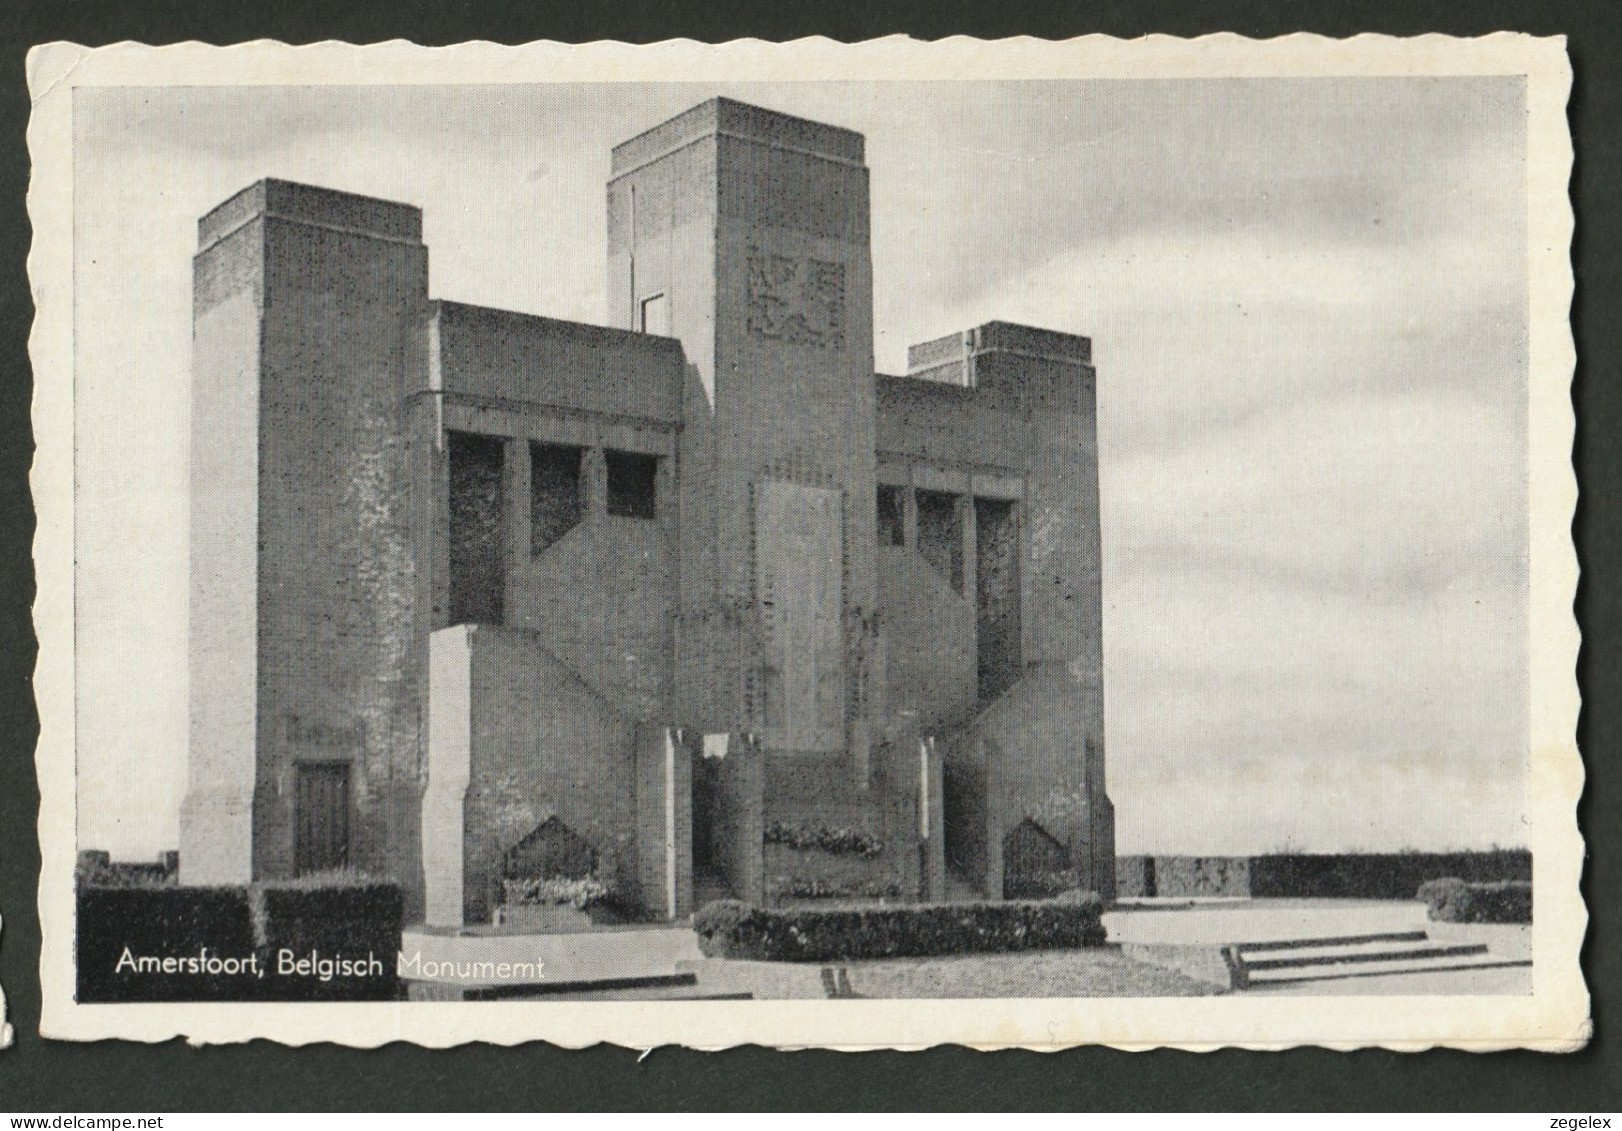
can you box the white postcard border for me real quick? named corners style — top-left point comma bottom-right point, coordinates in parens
top-left (26, 33), bottom-right (1584, 1051)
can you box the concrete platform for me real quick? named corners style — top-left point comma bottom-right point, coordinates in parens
top-left (1104, 898), bottom-right (1430, 945)
top-left (394, 905), bottom-right (1531, 999)
top-left (400, 924), bottom-right (703, 986)
top-left (679, 947), bottom-right (1223, 999)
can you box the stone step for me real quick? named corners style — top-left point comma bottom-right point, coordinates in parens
top-left (408, 971), bottom-right (708, 1001)
top-left (1234, 930), bottom-right (1428, 953)
top-left (1245, 954), bottom-right (1532, 987)
top-left (513, 986), bottom-right (755, 1001)
top-left (1242, 940), bottom-right (1488, 973)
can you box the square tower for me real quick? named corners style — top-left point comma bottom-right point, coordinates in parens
top-left (609, 106), bottom-right (881, 743)
top-left (607, 100), bottom-right (888, 899)
top-left (179, 181), bottom-right (430, 898)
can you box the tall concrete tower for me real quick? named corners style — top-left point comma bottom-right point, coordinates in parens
top-left (606, 101), bottom-right (886, 899)
top-left (179, 181), bottom-right (429, 896)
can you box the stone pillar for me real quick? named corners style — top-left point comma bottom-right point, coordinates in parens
top-left (665, 727), bottom-right (694, 917)
top-left (982, 734), bottom-right (1006, 899)
top-left (663, 729), bottom-right (678, 917)
top-left (422, 626), bottom-right (473, 927)
top-left (714, 734), bottom-right (765, 905)
top-left (1085, 738), bottom-right (1117, 900)
top-left (851, 713), bottom-right (872, 794)
top-left (902, 484), bottom-right (919, 551)
top-left (636, 725), bottom-right (694, 918)
top-left (959, 492), bottom-right (978, 603)
top-left (582, 446), bottom-right (607, 516)
top-left (920, 737), bottom-right (947, 901)
top-left (505, 436), bottom-right (530, 615)
top-left (179, 185), bottom-right (266, 887)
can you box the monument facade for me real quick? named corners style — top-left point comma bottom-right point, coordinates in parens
top-left (178, 97), bottom-right (1114, 924)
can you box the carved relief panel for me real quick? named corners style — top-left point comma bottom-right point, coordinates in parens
top-left (754, 480), bottom-right (845, 751)
top-left (745, 250), bottom-right (847, 349)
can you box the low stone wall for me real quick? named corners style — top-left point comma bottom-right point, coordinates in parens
top-left (1115, 855), bottom-right (1154, 898)
top-left (1156, 856), bottom-right (1251, 898)
top-left (1249, 851), bottom-right (1530, 900)
top-left (1113, 855), bottom-right (1249, 897)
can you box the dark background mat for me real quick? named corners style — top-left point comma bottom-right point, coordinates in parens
top-left (1, 0), bottom-right (1617, 1111)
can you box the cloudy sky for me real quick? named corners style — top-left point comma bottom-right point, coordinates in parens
top-left (73, 78), bottom-right (1529, 858)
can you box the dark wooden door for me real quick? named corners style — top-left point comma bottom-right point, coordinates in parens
top-left (295, 762), bottom-right (350, 875)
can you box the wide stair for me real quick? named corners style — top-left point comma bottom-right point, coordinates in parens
top-left (1230, 929), bottom-right (1528, 989)
top-left (436, 973), bottom-right (750, 1002)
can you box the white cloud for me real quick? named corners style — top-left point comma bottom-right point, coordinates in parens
top-left (913, 225), bottom-right (1525, 447)
top-left (1108, 386), bottom-right (1526, 589)
top-left (1101, 388), bottom-right (1528, 853)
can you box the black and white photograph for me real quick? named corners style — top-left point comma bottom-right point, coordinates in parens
top-left (24, 35), bottom-right (1584, 1050)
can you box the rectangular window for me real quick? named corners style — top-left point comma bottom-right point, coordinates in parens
top-left (447, 431), bottom-right (505, 625)
top-left (916, 488), bottom-right (964, 593)
top-left (606, 449), bottom-right (659, 519)
top-left (876, 485), bottom-right (905, 547)
top-left (975, 496), bottom-right (1021, 703)
top-left (639, 293), bottom-right (669, 336)
top-left (530, 441), bottom-right (583, 555)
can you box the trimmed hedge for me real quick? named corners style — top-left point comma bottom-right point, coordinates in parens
top-left (251, 878), bottom-right (404, 1000)
top-left (75, 851), bottom-right (174, 889)
top-left (771, 876), bottom-right (904, 900)
top-left (77, 885), bottom-right (256, 1003)
top-left (1418, 877), bottom-right (1532, 924)
top-left (76, 875), bottom-right (403, 1002)
top-left (764, 821), bottom-right (885, 858)
top-left (692, 893), bottom-right (1106, 962)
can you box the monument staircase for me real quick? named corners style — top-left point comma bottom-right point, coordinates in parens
top-left (1225, 928), bottom-right (1530, 989)
top-left (1107, 899), bottom-right (1532, 992)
